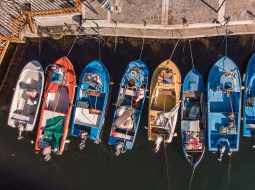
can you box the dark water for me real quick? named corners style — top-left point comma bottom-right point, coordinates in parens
top-left (0, 35), bottom-right (254, 190)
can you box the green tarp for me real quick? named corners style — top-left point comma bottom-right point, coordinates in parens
top-left (44, 116), bottom-right (65, 153)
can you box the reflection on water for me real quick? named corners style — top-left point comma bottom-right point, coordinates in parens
top-left (0, 35), bottom-right (254, 190)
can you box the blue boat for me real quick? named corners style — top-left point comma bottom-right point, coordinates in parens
top-left (108, 60), bottom-right (149, 156)
top-left (207, 56), bottom-right (241, 161)
top-left (181, 67), bottom-right (205, 169)
top-left (243, 54), bottom-right (255, 144)
top-left (71, 60), bottom-right (110, 149)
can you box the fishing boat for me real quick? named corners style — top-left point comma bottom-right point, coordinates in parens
top-left (181, 67), bottom-right (205, 169)
top-left (108, 60), bottom-right (148, 156)
top-left (148, 60), bottom-right (181, 152)
top-left (71, 60), bottom-right (110, 150)
top-left (243, 54), bottom-right (255, 146)
top-left (207, 56), bottom-right (241, 161)
top-left (35, 56), bottom-right (76, 161)
top-left (8, 60), bottom-right (44, 140)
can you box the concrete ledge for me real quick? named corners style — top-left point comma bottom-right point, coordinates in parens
top-left (34, 14), bottom-right (81, 27)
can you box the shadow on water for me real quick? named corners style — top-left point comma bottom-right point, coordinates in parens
top-left (1, 35), bottom-right (255, 190)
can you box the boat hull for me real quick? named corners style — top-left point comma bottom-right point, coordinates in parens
top-left (243, 54), bottom-right (255, 137)
top-left (71, 60), bottom-right (110, 142)
top-left (108, 60), bottom-right (149, 151)
top-left (35, 56), bottom-right (76, 155)
top-left (148, 60), bottom-right (181, 143)
top-left (181, 67), bottom-right (205, 169)
top-left (8, 60), bottom-right (44, 132)
top-left (207, 56), bottom-right (241, 152)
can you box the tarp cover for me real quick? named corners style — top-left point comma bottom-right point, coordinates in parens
top-left (155, 102), bottom-right (180, 134)
top-left (44, 116), bottom-right (65, 152)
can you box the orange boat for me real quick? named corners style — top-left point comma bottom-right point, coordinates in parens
top-left (35, 56), bottom-right (76, 161)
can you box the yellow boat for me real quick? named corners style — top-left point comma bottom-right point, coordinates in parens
top-left (148, 60), bottom-right (181, 152)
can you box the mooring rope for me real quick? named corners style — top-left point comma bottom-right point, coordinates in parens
top-left (66, 36), bottom-right (78, 58)
top-left (164, 142), bottom-right (170, 190)
top-left (219, 35), bottom-right (226, 57)
top-left (225, 29), bottom-right (228, 57)
top-left (114, 35), bottom-right (118, 53)
top-left (39, 38), bottom-right (41, 60)
top-left (189, 39), bottom-right (194, 67)
top-left (227, 154), bottom-right (232, 189)
top-left (183, 39), bottom-right (186, 53)
top-left (139, 28), bottom-right (145, 60)
top-left (252, 34), bottom-right (255, 52)
top-left (169, 39), bottom-right (180, 60)
top-left (99, 39), bottom-right (102, 60)
top-left (188, 169), bottom-right (195, 190)
top-left (98, 140), bottom-right (113, 158)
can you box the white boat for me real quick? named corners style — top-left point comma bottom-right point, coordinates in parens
top-left (8, 60), bottom-right (44, 140)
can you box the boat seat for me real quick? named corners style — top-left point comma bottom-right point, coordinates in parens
top-left (183, 91), bottom-right (200, 98)
top-left (246, 124), bottom-right (255, 129)
top-left (111, 131), bottom-right (133, 141)
top-left (77, 100), bottom-right (89, 109)
top-left (158, 89), bottom-right (173, 95)
top-left (89, 108), bottom-right (101, 115)
top-left (82, 90), bottom-right (103, 97)
top-left (120, 87), bottom-right (144, 97)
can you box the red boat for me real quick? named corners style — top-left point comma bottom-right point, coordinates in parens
top-left (35, 56), bottom-right (76, 160)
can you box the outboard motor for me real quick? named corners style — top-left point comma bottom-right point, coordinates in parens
top-left (115, 141), bottom-right (125, 156)
top-left (42, 146), bottom-right (52, 161)
top-left (217, 144), bottom-right (226, 162)
top-left (154, 136), bottom-right (163, 153)
top-left (79, 130), bottom-right (88, 150)
top-left (17, 123), bottom-right (27, 140)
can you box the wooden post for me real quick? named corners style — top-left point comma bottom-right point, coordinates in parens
top-left (26, 12), bottom-right (35, 33)
top-left (0, 40), bottom-right (9, 65)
